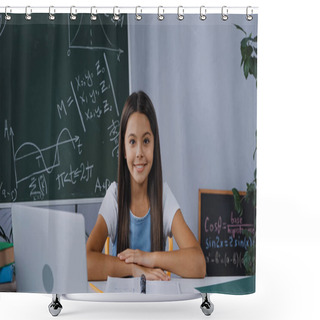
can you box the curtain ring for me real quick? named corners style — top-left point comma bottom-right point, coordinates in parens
top-left (158, 6), bottom-right (164, 21)
top-left (25, 6), bottom-right (32, 20)
top-left (90, 6), bottom-right (97, 21)
top-left (135, 6), bottom-right (142, 21)
top-left (200, 6), bottom-right (207, 21)
top-left (49, 6), bottom-right (55, 21)
top-left (221, 6), bottom-right (228, 21)
top-left (5, 6), bottom-right (12, 21)
top-left (177, 6), bottom-right (184, 21)
top-left (70, 6), bottom-right (77, 21)
top-left (113, 6), bottom-right (120, 21)
top-left (246, 6), bottom-right (253, 21)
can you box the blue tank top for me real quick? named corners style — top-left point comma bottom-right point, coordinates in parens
top-left (112, 209), bottom-right (151, 256)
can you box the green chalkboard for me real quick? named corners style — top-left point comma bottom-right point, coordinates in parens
top-left (0, 13), bottom-right (129, 204)
top-left (199, 190), bottom-right (256, 276)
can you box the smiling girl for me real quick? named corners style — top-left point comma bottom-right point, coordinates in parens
top-left (86, 91), bottom-right (206, 281)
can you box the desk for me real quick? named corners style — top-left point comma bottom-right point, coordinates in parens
top-left (63, 276), bottom-right (248, 302)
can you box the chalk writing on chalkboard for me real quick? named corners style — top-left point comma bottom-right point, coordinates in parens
top-left (0, 13), bottom-right (129, 204)
top-left (56, 53), bottom-right (119, 135)
top-left (199, 190), bottom-right (256, 276)
top-left (2, 51), bottom-right (120, 203)
top-left (68, 14), bottom-right (125, 61)
top-left (2, 53), bottom-right (120, 203)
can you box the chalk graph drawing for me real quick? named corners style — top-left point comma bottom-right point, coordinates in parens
top-left (0, 14), bottom-right (6, 37)
top-left (68, 13), bottom-right (124, 61)
top-left (13, 128), bottom-right (81, 186)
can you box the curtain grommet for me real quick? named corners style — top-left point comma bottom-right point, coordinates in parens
top-left (5, 6), bottom-right (12, 21)
top-left (221, 6), bottom-right (228, 21)
top-left (135, 6), bottom-right (142, 21)
top-left (70, 6), bottom-right (77, 21)
top-left (177, 6), bottom-right (184, 21)
top-left (158, 6), bottom-right (164, 21)
top-left (49, 6), bottom-right (55, 21)
top-left (113, 6), bottom-right (120, 22)
top-left (200, 6), bottom-right (207, 21)
top-left (25, 6), bottom-right (32, 20)
top-left (90, 7), bottom-right (97, 21)
top-left (246, 6), bottom-right (253, 21)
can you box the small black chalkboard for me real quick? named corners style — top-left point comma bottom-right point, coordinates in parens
top-left (198, 190), bottom-right (256, 276)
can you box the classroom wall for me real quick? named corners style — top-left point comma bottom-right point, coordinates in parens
top-left (0, 14), bottom-right (257, 250)
top-left (128, 14), bottom-right (257, 244)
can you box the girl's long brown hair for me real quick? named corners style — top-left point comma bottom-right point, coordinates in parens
top-left (117, 91), bottom-right (163, 254)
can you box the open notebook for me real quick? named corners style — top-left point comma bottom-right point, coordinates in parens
top-left (105, 276), bottom-right (181, 295)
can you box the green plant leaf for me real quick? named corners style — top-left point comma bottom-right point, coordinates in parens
top-left (252, 57), bottom-right (257, 79)
top-left (246, 46), bottom-right (253, 57)
top-left (249, 57), bottom-right (254, 75)
top-left (253, 147), bottom-right (257, 161)
top-left (252, 190), bottom-right (256, 207)
top-left (234, 24), bottom-right (247, 35)
top-left (232, 188), bottom-right (243, 215)
top-left (236, 25), bottom-right (258, 84)
top-left (244, 62), bottom-right (249, 79)
top-left (243, 246), bottom-right (255, 275)
top-left (241, 37), bottom-right (250, 49)
top-left (240, 46), bottom-right (246, 59)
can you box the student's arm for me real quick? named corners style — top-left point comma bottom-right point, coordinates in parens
top-left (86, 214), bottom-right (169, 281)
top-left (118, 210), bottom-right (206, 278)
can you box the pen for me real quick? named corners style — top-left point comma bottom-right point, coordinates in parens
top-left (140, 274), bottom-right (146, 294)
top-left (89, 282), bottom-right (104, 293)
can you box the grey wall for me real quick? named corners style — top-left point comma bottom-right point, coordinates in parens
top-left (128, 14), bottom-right (257, 243)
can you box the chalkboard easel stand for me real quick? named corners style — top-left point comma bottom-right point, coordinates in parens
top-left (46, 293), bottom-right (214, 317)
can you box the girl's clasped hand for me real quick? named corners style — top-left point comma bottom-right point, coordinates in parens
top-left (118, 249), bottom-right (153, 268)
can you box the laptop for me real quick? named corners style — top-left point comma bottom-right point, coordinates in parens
top-left (11, 204), bottom-right (88, 294)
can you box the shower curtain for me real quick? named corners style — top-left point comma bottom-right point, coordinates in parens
top-left (0, 8), bottom-right (257, 298)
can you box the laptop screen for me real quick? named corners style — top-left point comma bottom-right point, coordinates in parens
top-left (12, 204), bottom-right (88, 294)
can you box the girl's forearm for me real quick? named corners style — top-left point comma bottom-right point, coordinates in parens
top-left (87, 250), bottom-right (170, 281)
top-left (152, 247), bottom-right (206, 278)
top-left (86, 250), bottom-right (133, 281)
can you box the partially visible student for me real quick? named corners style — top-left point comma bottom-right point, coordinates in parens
top-left (86, 91), bottom-right (206, 281)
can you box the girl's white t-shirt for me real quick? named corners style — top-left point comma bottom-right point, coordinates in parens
top-left (99, 182), bottom-right (180, 245)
